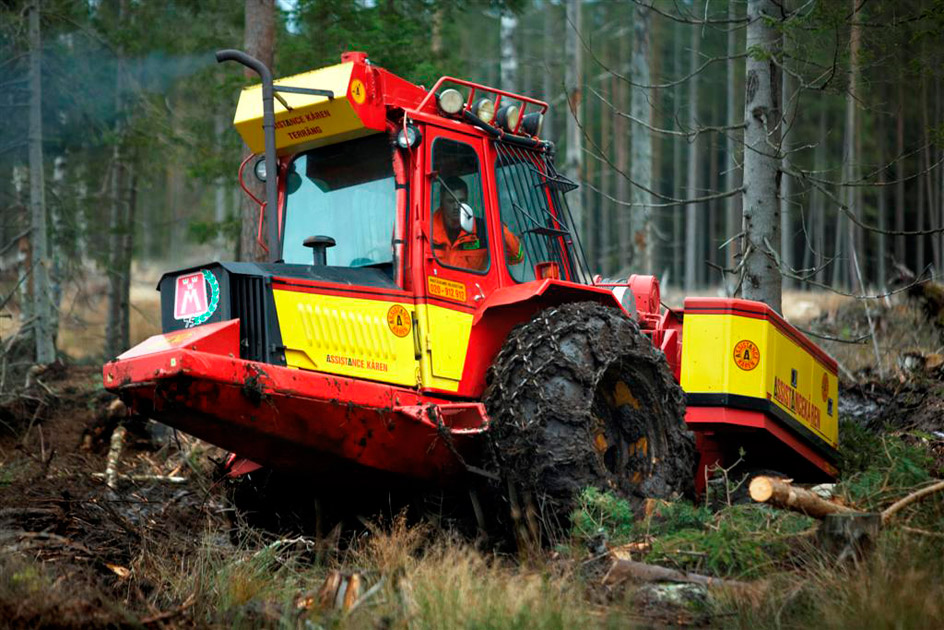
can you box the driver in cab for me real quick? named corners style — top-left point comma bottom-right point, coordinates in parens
top-left (432, 176), bottom-right (523, 271)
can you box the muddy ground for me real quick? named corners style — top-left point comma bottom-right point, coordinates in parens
top-left (0, 365), bottom-right (233, 628)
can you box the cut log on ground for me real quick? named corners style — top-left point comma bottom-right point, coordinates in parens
top-left (749, 476), bottom-right (856, 519)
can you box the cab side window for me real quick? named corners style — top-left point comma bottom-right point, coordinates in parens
top-left (430, 138), bottom-right (490, 273)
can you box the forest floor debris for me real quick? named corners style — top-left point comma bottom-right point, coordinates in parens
top-left (0, 288), bottom-right (943, 627)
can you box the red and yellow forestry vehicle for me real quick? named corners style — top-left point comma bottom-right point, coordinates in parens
top-left (103, 50), bottom-right (839, 520)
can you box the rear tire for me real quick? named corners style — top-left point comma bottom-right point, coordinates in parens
top-left (483, 302), bottom-right (695, 536)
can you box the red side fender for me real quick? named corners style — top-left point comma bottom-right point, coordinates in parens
top-left (471, 279), bottom-right (625, 326)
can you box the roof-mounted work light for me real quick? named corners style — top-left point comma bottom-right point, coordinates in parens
top-left (521, 112), bottom-right (544, 137)
top-left (473, 98), bottom-right (496, 124)
top-left (495, 104), bottom-right (520, 132)
top-left (437, 88), bottom-right (465, 115)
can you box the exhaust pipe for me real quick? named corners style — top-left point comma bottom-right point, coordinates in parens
top-left (215, 49), bottom-right (280, 263)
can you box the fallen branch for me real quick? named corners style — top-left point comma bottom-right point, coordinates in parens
top-left (901, 525), bottom-right (944, 538)
top-left (881, 479), bottom-right (944, 524)
top-left (91, 472), bottom-right (186, 484)
top-left (749, 476), bottom-right (856, 519)
top-left (104, 425), bottom-right (125, 490)
top-left (603, 558), bottom-right (756, 592)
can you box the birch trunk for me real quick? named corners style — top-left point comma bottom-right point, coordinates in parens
top-left (564, 0), bottom-right (583, 236)
top-left (500, 11), bottom-right (518, 92)
top-left (239, 0), bottom-right (275, 262)
top-left (725, 0), bottom-right (741, 294)
top-left (28, 0), bottom-right (56, 364)
top-left (684, 23), bottom-right (701, 291)
top-left (629, 3), bottom-right (652, 273)
top-left (741, 0), bottom-right (782, 312)
top-left (542, 1), bottom-right (555, 142)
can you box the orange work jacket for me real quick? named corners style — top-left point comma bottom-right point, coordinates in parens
top-left (432, 210), bottom-right (523, 270)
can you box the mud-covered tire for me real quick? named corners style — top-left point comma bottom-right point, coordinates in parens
top-left (483, 302), bottom-right (695, 529)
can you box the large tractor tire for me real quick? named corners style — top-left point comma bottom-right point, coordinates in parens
top-left (483, 302), bottom-right (695, 533)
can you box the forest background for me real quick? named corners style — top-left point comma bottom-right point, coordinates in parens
top-left (2, 0), bottom-right (944, 362)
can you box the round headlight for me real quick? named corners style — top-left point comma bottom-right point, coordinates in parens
top-left (437, 88), bottom-right (465, 115)
top-left (496, 105), bottom-right (520, 132)
top-left (521, 112), bottom-right (544, 137)
top-left (473, 98), bottom-right (495, 124)
top-left (396, 124), bottom-right (422, 149)
top-left (253, 156), bottom-right (267, 182)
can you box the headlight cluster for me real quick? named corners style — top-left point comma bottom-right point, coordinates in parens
top-left (435, 89), bottom-right (544, 138)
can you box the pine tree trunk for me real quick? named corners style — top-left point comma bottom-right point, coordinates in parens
top-left (599, 46), bottom-right (612, 275)
top-left (649, 16), bottom-right (663, 277)
top-left (672, 21), bottom-right (683, 286)
top-left (684, 22), bottom-right (701, 291)
top-left (112, 161), bottom-right (136, 354)
top-left (240, 0), bottom-right (276, 262)
top-left (814, 106), bottom-right (827, 286)
top-left (895, 76), bottom-right (905, 264)
top-left (877, 95), bottom-right (887, 288)
top-left (564, 0), bottom-right (583, 237)
top-left (105, 0), bottom-right (127, 361)
top-left (629, 3), bottom-right (652, 273)
top-left (741, 0), bottom-right (782, 312)
top-left (215, 112), bottom-right (229, 260)
top-left (780, 50), bottom-right (796, 289)
top-left (923, 80), bottom-right (939, 273)
top-left (616, 9), bottom-right (630, 273)
top-left (28, 0), bottom-right (55, 364)
top-left (50, 156), bottom-right (65, 336)
top-left (843, 3), bottom-right (861, 290)
top-left (726, 0), bottom-right (741, 293)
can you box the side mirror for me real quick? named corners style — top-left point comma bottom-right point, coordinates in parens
top-left (459, 203), bottom-right (475, 233)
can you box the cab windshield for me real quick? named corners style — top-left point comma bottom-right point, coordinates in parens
top-left (282, 133), bottom-right (395, 269)
top-left (494, 144), bottom-right (591, 284)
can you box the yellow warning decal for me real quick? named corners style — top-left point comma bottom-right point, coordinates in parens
top-left (350, 79), bottom-right (366, 104)
top-left (427, 276), bottom-right (467, 302)
top-left (387, 304), bottom-right (412, 337)
top-left (733, 339), bottom-right (760, 371)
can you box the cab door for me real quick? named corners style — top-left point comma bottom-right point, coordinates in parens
top-left (416, 128), bottom-right (502, 393)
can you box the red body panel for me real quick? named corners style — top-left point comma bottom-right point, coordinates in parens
top-left (105, 320), bottom-right (486, 482)
top-left (686, 406), bottom-right (838, 494)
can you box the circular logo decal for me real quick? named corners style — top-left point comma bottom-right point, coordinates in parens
top-left (350, 79), bottom-right (367, 104)
top-left (821, 373), bottom-right (829, 402)
top-left (733, 340), bottom-right (760, 371)
top-left (386, 304), bottom-right (411, 338)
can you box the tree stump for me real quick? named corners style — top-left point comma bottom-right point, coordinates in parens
top-left (818, 513), bottom-right (882, 563)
